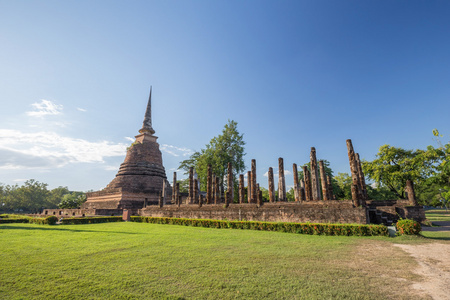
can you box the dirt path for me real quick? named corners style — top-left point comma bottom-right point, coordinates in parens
top-left (394, 243), bottom-right (450, 300)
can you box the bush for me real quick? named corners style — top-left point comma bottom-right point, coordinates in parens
top-left (130, 216), bottom-right (389, 237)
top-left (396, 219), bottom-right (421, 235)
top-left (28, 215), bottom-right (58, 225)
top-left (60, 216), bottom-right (123, 225)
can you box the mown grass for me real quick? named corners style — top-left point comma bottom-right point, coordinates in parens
top-left (0, 222), bottom-right (424, 299)
top-left (425, 209), bottom-right (450, 222)
top-left (421, 209), bottom-right (450, 240)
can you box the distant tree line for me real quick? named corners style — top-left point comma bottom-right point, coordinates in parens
top-left (0, 179), bottom-right (86, 213)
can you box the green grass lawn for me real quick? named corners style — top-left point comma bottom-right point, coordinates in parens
top-left (425, 209), bottom-right (450, 222)
top-left (0, 222), bottom-right (425, 300)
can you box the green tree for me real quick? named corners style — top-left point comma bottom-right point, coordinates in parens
top-left (9, 180), bottom-right (50, 212)
top-left (48, 186), bottom-right (70, 208)
top-left (286, 188), bottom-right (295, 201)
top-left (333, 172), bottom-right (352, 200)
top-left (58, 192), bottom-right (86, 209)
top-left (176, 178), bottom-right (190, 194)
top-left (179, 120), bottom-right (246, 194)
top-left (362, 145), bottom-right (437, 199)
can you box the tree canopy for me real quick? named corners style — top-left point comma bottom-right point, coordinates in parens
top-left (179, 120), bottom-right (246, 191)
top-left (362, 129), bottom-right (450, 206)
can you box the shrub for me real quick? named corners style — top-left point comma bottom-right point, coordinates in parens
top-left (60, 216), bottom-right (123, 225)
top-left (130, 216), bottom-right (389, 237)
top-left (28, 215), bottom-right (58, 225)
top-left (396, 219), bottom-right (421, 235)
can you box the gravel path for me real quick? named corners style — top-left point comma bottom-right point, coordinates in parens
top-left (395, 243), bottom-right (450, 300)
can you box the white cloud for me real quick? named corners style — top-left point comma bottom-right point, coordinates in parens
top-left (77, 107), bottom-right (87, 112)
top-left (263, 169), bottom-right (292, 177)
top-left (124, 137), bottom-right (135, 142)
top-left (26, 100), bottom-right (63, 117)
top-left (0, 129), bottom-right (127, 170)
top-left (160, 144), bottom-right (193, 157)
top-left (104, 165), bottom-right (118, 171)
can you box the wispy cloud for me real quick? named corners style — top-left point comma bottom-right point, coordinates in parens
top-left (160, 144), bottom-right (193, 157)
top-left (26, 100), bottom-right (63, 117)
top-left (104, 165), bottom-right (119, 171)
top-left (77, 107), bottom-right (87, 112)
top-left (124, 137), bottom-right (135, 142)
top-left (0, 129), bottom-right (127, 170)
top-left (13, 179), bottom-right (27, 182)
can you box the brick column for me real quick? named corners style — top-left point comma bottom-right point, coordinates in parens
top-left (303, 166), bottom-right (312, 201)
top-left (319, 160), bottom-right (329, 201)
top-left (239, 174), bottom-right (245, 204)
top-left (278, 158), bottom-right (286, 201)
top-left (251, 159), bottom-right (257, 204)
top-left (268, 167), bottom-right (275, 203)
top-left (293, 163), bottom-right (300, 201)
top-left (189, 167), bottom-right (194, 204)
top-left (310, 147), bottom-right (321, 200)
top-left (207, 164), bottom-right (212, 204)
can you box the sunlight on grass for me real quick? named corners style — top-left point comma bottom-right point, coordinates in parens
top-left (0, 223), bottom-right (425, 299)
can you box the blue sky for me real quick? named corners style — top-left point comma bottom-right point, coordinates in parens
top-left (1, 0), bottom-right (450, 191)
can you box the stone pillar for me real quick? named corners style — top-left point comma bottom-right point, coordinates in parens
top-left (176, 183), bottom-right (180, 207)
top-left (159, 191), bottom-right (163, 208)
top-left (405, 180), bottom-right (418, 206)
top-left (247, 171), bottom-right (252, 203)
top-left (310, 147), bottom-right (321, 200)
top-left (239, 174), bottom-right (245, 204)
top-left (356, 153), bottom-right (368, 201)
top-left (193, 179), bottom-right (199, 204)
top-left (144, 198), bottom-right (148, 208)
top-left (268, 167), bottom-right (275, 203)
top-left (293, 163), bottom-right (300, 201)
top-left (207, 164), bottom-right (212, 204)
top-left (303, 166), bottom-right (312, 201)
top-left (319, 160), bottom-right (329, 201)
top-left (326, 175), bottom-right (334, 200)
top-left (189, 167), bottom-right (194, 204)
top-left (227, 162), bottom-right (233, 204)
top-left (251, 159), bottom-right (257, 204)
top-left (199, 194), bottom-right (203, 208)
top-left (215, 176), bottom-right (220, 204)
top-left (162, 180), bottom-right (167, 205)
top-left (122, 209), bottom-right (131, 221)
top-left (257, 185), bottom-right (263, 207)
top-left (278, 158), bottom-right (286, 201)
top-left (300, 179), bottom-right (305, 201)
top-left (172, 172), bottom-right (177, 204)
top-left (347, 139), bottom-right (364, 206)
top-left (212, 174), bottom-right (216, 203)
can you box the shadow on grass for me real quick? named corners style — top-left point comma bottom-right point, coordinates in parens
top-left (0, 224), bottom-right (141, 235)
top-left (420, 234), bottom-right (450, 241)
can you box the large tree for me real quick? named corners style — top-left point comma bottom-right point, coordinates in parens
top-left (179, 120), bottom-right (246, 192)
top-left (362, 145), bottom-right (438, 199)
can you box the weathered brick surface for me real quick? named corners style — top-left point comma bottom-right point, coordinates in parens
top-left (139, 201), bottom-right (368, 224)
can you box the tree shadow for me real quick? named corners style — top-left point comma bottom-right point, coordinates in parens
top-left (0, 224), bottom-right (141, 235)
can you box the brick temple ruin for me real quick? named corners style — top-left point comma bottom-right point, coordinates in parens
top-left (39, 88), bottom-right (425, 225)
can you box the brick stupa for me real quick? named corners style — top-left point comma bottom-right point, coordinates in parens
top-left (83, 88), bottom-right (171, 211)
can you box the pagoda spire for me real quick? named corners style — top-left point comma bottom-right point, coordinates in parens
top-left (139, 86), bottom-right (155, 134)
